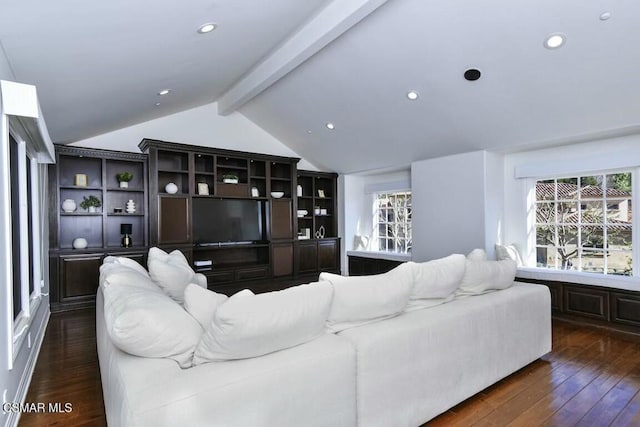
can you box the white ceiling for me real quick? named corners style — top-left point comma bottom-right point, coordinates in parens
top-left (2, 0), bottom-right (640, 173)
top-left (0, 0), bottom-right (329, 142)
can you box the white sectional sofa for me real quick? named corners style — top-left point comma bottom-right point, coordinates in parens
top-left (96, 249), bottom-right (551, 427)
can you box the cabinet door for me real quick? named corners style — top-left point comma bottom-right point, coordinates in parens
top-left (272, 242), bottom-right (293, 277)
top-left (158, 196), bottom-right (190, 244)
top-left (318, 239), bottom-right (339, 272)
top-left (270, 199), bottom-right (293, 240)
top-left (59, 254), bottom-right (103, 301)
top-left (296, 241), bottom-right (318, 274)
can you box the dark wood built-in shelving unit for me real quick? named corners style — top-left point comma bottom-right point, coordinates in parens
top-left (139, 139), bottom-right (340, 295)
top-left (48, 146), bottom-right (149, 312)
top-left (48, 141), bottom-right (342, 309)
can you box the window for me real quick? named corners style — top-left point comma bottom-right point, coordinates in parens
top-left (1, 79), bottom-right (53, 370)
top-left (373, 191), bottom-right (412, 253)
top-left (535, 173), bottom-right (632, 275)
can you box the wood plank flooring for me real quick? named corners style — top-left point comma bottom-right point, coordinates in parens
top-left (19, 309), bottom-right (105, 427)
top-left (18, 310), bottom-right (640, 426)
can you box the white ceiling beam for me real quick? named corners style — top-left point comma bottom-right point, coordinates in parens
top-left (217, 0), bottom-right (389, 115)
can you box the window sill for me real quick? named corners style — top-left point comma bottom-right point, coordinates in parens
top-left (517, 267), bottom-right (640, 292)
top-left (347, 250), bottom-right (412, 262)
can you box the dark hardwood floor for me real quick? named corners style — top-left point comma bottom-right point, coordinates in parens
top-left (19, 309), bottom-right (105, 427)
top-left (19, 310), bottom-right (640, 426)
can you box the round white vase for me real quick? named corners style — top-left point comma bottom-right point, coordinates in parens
top-left (61, 199), bottom-right (77, 213)
top-left (165, 182), bottom-right (178, 194)
top-left (72, 238), bottom-right (88, 249)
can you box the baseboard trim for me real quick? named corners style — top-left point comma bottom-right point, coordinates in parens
top-left (7, 308), bottom-right (50, 427)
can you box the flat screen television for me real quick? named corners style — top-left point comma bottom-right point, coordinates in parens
top-left (192, 198), bottom-right (264, 245)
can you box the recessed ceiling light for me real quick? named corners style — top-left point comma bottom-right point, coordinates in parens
top-left (155, 102), bottom-right (161, 106)
top-left (306, 130), bottom-right (312, 134)
top-left (544, 33), bottom-right (566, 49)
top-left (406, 91), bottom-right (419, 100)
top-left (464, 69), bottom-right (482, 81)
top-left (325, 122), bottom-right (335, 130)
top-left (600, 12), bottom-right (611, 21)
top-left (158, 89), bottom-right (171, 96)
top-left (197, 23), bottom-right (217, 34)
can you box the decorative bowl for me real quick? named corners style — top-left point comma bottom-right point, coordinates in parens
top-left (270, 191), bottom-right (285, 198)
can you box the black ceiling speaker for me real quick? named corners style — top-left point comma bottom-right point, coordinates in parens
top-left (464, 68), bottom-right (482, 81)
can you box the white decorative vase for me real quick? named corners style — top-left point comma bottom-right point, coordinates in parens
top-left (61, 199), bottom-right (77, 213)
top-left (297, 185), bottom-right (303, 197)
top-left (126, 200), bottom-right (136, 214)
top-left (165, 182), bottom-right (178, 194)
top-left (72, 238), bottom-right (88, 249)
top-left (119, 181), bottom-right (129, 188)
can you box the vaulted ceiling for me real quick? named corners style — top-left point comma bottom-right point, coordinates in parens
top-left (2, 0), bottom-right (639, 173)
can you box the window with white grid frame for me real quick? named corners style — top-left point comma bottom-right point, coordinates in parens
top-left (535, 173), bottom-right (632, 276)
top-left (373, 191), bottom-right (412, 253)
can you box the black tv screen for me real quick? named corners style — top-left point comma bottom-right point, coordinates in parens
top-left (192, 198), bottom-right (264, 244)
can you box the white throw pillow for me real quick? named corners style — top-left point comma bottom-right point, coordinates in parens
top-left (102, 283), bottom-right (202, 368)
top-left (193, 282), bottom-right (333, 363)
top-left (147, 247), bottom-right (198, 303)
top-left (102, 255), bottom-right (150, 278)
top-left (457, 259), bottom-right (517, 296)
top-left (99, 262), bottom-right (159, 292)
top-left (183, 284), bottom-right (228, 329)
top-left (467, 248), bottom-right (488, 261)
top-left (495, 243), bottom-right (524, 267)
top-left (409, 254), bottom-right (466, 299)
top-left (320, 262), bottom-right (414, 333)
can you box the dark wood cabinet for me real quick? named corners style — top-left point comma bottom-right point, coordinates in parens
top-left (296, 240), bottom-right (318, 274)
top-left (294, 170), bottom-right (340, 277)
top-left (270, 199), bottom-right (293, 240)
top-left (48, 146), bottom-right (149, 312)
top-left (158, 196), bottom-right (190, 244)
top-left (348, 255), bottom-right (403, 276)
top-left (295, 238), bottom-right (341, 276)
top-left (272, 243), bottom-right (294, 277)
top-left (59, 254), bottom-right (102, 300)
top-left (516, 276), bottom-right (640, 334)
top-left (318, 239), bottom-right (339, 271)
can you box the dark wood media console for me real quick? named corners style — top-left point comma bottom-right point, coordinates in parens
top-left (139, 138), bottom-right (341, 296)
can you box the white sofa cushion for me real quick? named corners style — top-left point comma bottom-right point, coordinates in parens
top-left (183, 283), bottom-right (228, 330)
top-left (457, 259), bottom-right (517, 296)
top-left (409, 254), bottom-right (465, 299)
top-left (102, 283), bottom-right (202, 368)
top-left (147, 247), bottom-right (200, 303)
top-left (320, 263), bottom-right (414, 332)
top-left (102, 255), bottom-right (150, 277)
top-left (495, 243), bottom-right (524, 267)
top-left (99, 262), bottom-right (159, 292)
top-left (193, 281), bottom-right (333, 363)
top-left (466, 248), bottom-right (488, 261)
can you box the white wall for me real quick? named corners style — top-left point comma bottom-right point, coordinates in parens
top-left (70, 102), bottom-right (318, 170)
top-left (0, 56), bottom-right (51, 427)
top-left (411, 151), bottom-right (490, 261)
top-left (503, 134), bottom-right (640, 266)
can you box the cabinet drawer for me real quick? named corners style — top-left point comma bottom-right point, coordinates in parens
top-left (205, 270), bottom-right (235, 284)
top-left (236, 266), bottom-right (269, 281)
